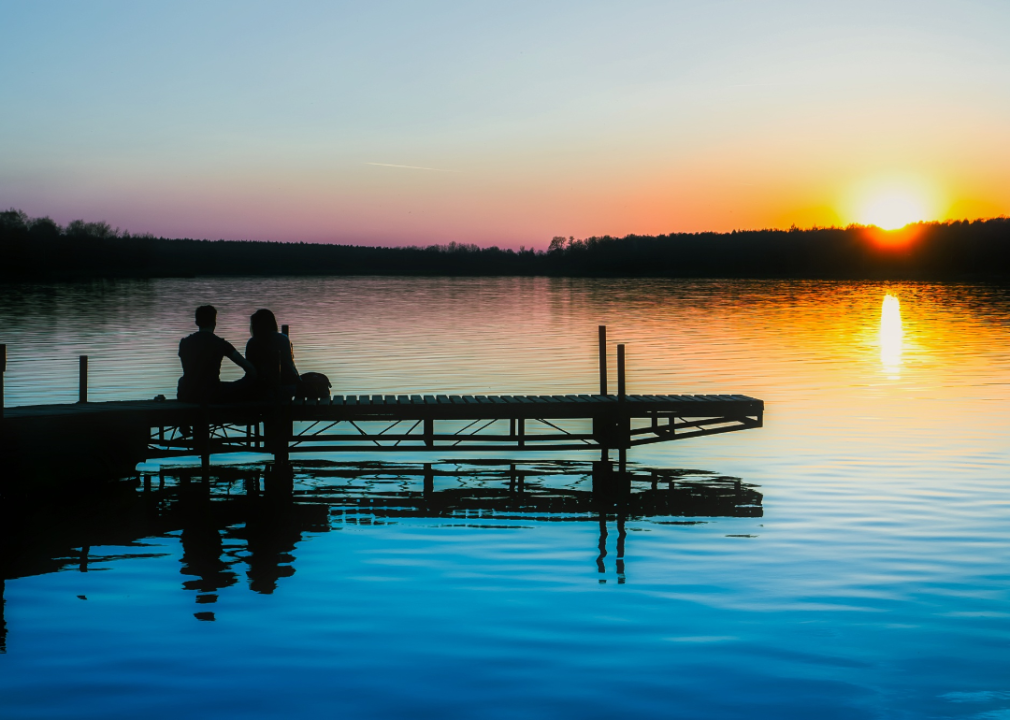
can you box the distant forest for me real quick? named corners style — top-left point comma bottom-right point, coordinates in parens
top-left (2, 208), bottom-right (1009, 281)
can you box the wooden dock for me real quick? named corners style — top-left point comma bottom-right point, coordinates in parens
top-left (0, 328), bottom-right (764, 481)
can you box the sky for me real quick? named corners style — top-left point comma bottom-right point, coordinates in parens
top-left (1, 0), bottom-right (1008, 248)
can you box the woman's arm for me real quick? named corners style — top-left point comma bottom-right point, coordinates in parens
top-left (228, 348), bottom-right (257, 378)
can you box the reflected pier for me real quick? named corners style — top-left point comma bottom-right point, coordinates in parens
top-left (0, 460), bottom-right (762, 632)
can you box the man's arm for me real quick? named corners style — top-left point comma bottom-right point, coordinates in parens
top-left (228, 349), bottom-right (257, 378)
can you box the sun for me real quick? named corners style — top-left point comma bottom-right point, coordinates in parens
top-left (860, 189), bottom-right (928, 230)
top-left (846, 177), bottom-right (942, 231)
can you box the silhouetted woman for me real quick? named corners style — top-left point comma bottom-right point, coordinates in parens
top-left (246, 309), bottom-right (299, 402)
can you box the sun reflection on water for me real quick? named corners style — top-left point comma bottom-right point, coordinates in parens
top-left (880, 293), bottom-right (903, 377)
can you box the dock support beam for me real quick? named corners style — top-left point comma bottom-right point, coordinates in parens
top-left (195, 416), bottom-right (210, 470)
top-left (275, 408), bottom-right (291, 466)
top-left (78, 355), bottom-right (88, 404)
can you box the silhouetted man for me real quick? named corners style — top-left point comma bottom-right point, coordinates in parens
top-left (177, 305), bottom-right (257, 403)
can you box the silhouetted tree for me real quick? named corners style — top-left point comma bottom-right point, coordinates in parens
top-left (1, 208), bottom-right (1009, 281)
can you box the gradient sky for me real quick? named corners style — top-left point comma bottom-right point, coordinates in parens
top-left (2, 0), bottom-right (1008, 247)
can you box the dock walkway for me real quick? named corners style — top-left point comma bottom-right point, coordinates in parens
top-left (3, 393), bottom-right (762, 476)
top-left (0, 328), bottom-right (763, 480)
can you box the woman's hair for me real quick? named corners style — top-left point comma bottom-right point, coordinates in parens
top-left (250, 308), bottom-right (279, 337)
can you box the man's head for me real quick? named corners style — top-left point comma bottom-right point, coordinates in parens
top-left (195, 305), bottom-right (217, 330)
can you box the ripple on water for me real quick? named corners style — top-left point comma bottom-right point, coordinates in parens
top-left (1, 278), bottom-right (1010, 718)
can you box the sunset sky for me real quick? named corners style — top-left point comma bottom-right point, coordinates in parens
top-left (2, 0), bottom-right (1008, 248)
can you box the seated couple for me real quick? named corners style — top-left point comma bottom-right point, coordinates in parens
top-left (177, 305), bottom-right (298, 404)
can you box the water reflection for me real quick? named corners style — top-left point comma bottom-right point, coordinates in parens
top-left (0, 461), bottom-right (761, 628)
top-left (880, 293), bottom-right (903, 377)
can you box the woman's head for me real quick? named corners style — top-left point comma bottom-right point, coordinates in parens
top-left (250, 308), bottom-right (278, 337)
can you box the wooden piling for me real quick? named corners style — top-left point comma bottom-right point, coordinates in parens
top-left (598, 325), bottom-right (608, 396)
top-left (78, 355), bottom-right (88, 404)
top-left (617, 344), bottom-right (625, 401)
top-left (282, 324), bottom-right (289, 337)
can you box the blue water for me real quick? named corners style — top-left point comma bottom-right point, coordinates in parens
top-left (2, 277), bottom-right (1009, 719)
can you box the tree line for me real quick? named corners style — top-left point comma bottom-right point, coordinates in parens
top-left (2, 208), bottom-right (1009, 281)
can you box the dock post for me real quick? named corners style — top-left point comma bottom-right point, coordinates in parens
top-left (282, 324), bottom-right (289, 337)
top-left (423, 463), bottom-right (433, 496)
top-left (78, 355), bottom-right (88, 404)
top-left (598, 325), bottom-right (608, 396)
top-left (517, 418), bottom-right (525, 447)
top-left (617, 344), bottom-right (625, 401)
top-left (0, 344), bottom-right (5, 418)
top-left (617, 344), bottom-right (630, 449)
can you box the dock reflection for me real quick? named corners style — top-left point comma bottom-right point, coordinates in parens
top-left (0, 460), bottom-right (761, 636)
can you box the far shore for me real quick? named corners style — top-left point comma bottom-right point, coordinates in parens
top-left (2, 209), bottom-right (1009, 282)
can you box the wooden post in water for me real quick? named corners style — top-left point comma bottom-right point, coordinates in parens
top-left (598, 326), bottom-right (608, 396)
top-left (423, 463), bottom-right (433, 496)
top-left (282, 324), bottom-right (289, 337)
top-left (617, 343), bottom-right (628, 453)
top-left (0, 344), bottom-right (6, 419)
top-left (78, 355), bottom-right (88, 404)
top-left (616, 344), bottom-right (625, 399)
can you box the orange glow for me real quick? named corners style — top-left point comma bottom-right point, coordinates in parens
top-left (862, 223), bottom-right (924, 249)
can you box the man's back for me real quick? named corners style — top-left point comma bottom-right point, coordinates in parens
top-left (178, 331), bottom-right (236, 402)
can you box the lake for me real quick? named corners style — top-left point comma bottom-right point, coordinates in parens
top-left (2, 277), bottom-right (1010, 719)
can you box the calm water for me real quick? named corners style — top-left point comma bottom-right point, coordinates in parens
top-left (2, 277), bottom-right (1010, 719)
